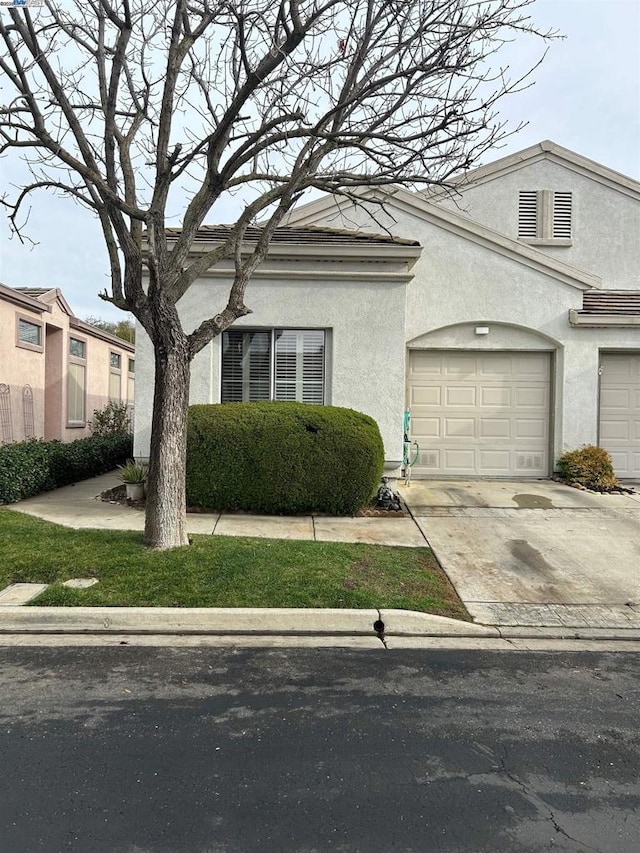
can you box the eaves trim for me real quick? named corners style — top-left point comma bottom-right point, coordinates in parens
top-left (69, 317), bottom-right (136, 351)
top-left (201, 268), bottom-right (415, 284)
top-left (184, 240), bottom-right (422, 264)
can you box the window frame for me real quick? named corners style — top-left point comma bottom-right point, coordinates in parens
top-left (127, 357), bottom-right (135, 403)
top-left (109, 350), bottom-right (122, 401)
top-left (15, 314), bottom-right (44, 352)
top-left (517, 189), bottom-right (573, 246)
top-left (220, 327), bottom-right (327, 405)
top-left (67, 333), bottom-right (88, 427)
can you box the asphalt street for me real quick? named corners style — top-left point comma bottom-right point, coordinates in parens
top-left (1, 646), bottom-right (638, 853)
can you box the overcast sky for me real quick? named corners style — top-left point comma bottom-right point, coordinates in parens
top-left (1, 0), bottom-right (639, 322)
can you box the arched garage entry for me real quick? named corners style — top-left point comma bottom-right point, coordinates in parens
top-left (407, 323), bottom-right (560, 478)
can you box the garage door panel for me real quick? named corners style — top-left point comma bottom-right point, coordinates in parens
top-left (408, 350), bottom-right (551, 477)
top-left (444, 449), bottom-right (475, 471)
top-left (410, 352), bottom-right (443, 376)
top-left (479, 419), bottom-right (511, 438)
top-left (599, 353), bottom-right (640, 478)
top-left (480, 356), bottom-right (513, 376)
top-left (513, 354), bottom-right (549, 377)
top-left (444, 418), bottom-right (475, 438)
top-left (516, 451), bottom-right (547, 472)
top-left (481, 387), bottom-right (511, 407)
top-left (445, 356), bottom-right (477, 377)
top-left (410, 386), bottom-right (441, 405)
top-left (600, 420), bottom-right (629, 441)
top-left (515, 418), bottom-right (547, 439)
top-left (600, 389), bottom-right (630, 409)
top-left (478, 450), bottom-right (512, 471)
top-left (445, 387), bottom-right (476, 406)
top-left (514, 386), bottom-right (548, 407)
top-left (411, 417), bottom-right (440, 437)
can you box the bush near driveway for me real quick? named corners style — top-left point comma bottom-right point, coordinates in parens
top-left (0, 433), bottom-right (133, 504)
top-left (556, 444), bottom-right (617, 491)
top-left (186, 402), bottom-right (384, 515)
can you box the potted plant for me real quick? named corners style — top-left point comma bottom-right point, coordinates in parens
top-left (117, 459), bottom-right (148, 501)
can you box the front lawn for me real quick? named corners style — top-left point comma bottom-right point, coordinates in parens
top-left (0, 509), bottom-right (469, 618)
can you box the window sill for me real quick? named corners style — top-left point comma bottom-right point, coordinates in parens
top-left (16, 340), bottom-right (44, 353)
top-left (66, 422), bottom-right (86, 429)
top-left (518, 237), bottom-right (573, 247)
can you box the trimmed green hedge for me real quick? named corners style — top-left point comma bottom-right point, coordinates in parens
top-left (0, 433), bottom-right (133, 504)
top-left (186, 402), bottom-right (384, 515)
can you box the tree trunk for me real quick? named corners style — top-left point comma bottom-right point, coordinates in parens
top-left (143, 338), bottom-right (191, 550)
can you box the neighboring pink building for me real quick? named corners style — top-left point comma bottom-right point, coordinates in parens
top-left (0, 283), bottom-right (135, 444)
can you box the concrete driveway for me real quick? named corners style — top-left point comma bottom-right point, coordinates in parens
top-left (398, 480), bottom-right (640, 629)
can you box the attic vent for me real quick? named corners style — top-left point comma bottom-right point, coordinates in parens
top-left (552, 192), bottom-right (572, 238)
top-left (517, 190), bottom-right (572, 243)
top-left (518, 191), bottom-right (538, 238)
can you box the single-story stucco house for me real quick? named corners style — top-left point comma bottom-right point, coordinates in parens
top-left (133, 141), bottom-right (640, 480)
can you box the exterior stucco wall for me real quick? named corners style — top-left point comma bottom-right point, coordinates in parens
top-left (438, 160), bottom-right (640, 290)
top-left (286, 199), bottom-right (640, 467)
top-left (0, 299), bottom-right (46, 442)
top-left (133, 271), bottom-right (409, 469)
top-left (1, 291), bottom-right (134, 444)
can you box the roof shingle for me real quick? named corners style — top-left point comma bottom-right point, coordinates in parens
top-left (164, 224), bottom-right (419, 247)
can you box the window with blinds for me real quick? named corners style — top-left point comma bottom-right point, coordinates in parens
top-left (275, 330), bottom-right (325, 404)
top-left (221, 330), bottom-right (272, 402)
top-left (221, 329), bottom-right (325, 404)
top-left (517, 190), bottom-right (572, 242)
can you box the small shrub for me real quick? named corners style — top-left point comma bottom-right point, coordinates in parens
top-left (117, 459), bottom-right (148, 484)
top-left (90, 400), bottom-right (131, 436)
top-left (186, 402), bottom-right (384, 515)
top-left (0, 433), bottom-right (133, 504)
top-left (556, 445), bottom-right (617, 490)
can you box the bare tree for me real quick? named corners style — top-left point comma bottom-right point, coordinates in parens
top-left (0, 0), bottom-right (553, 549)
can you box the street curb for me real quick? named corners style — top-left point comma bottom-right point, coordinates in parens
top-left (1, 607), bottom-right (640, 641)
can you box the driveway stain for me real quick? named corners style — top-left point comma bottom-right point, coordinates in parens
top-left (512, 494), bottom-right (555, 509)
top-left (508, 539), bottom-right (557, 578)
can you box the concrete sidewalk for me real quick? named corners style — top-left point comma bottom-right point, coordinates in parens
top-left (6, 472), bottom-right (427, 547)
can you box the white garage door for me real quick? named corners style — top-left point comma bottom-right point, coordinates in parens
top-left (408, 350), bottom-right (551, 477)
top-left (599, 353), bottom-right (640, 479)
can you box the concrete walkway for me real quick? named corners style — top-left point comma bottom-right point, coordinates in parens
top-left (6, 472), bottom-right (427, 547)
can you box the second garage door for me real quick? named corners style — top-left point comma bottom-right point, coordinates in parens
top-left (408, 350), bottom-right (551, 477)
top-left (599, 353), bottom-right (640, 479)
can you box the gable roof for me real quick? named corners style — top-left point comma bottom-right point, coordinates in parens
top-left (283, 186), bottom-right (601, 291)
top-left (427, 140), bottom-right (640, 201)
top-left (14, 286), bottom-right (74, 316)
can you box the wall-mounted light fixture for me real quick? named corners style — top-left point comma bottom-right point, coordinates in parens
top-left (475, 326), bottom-right (489, 335)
